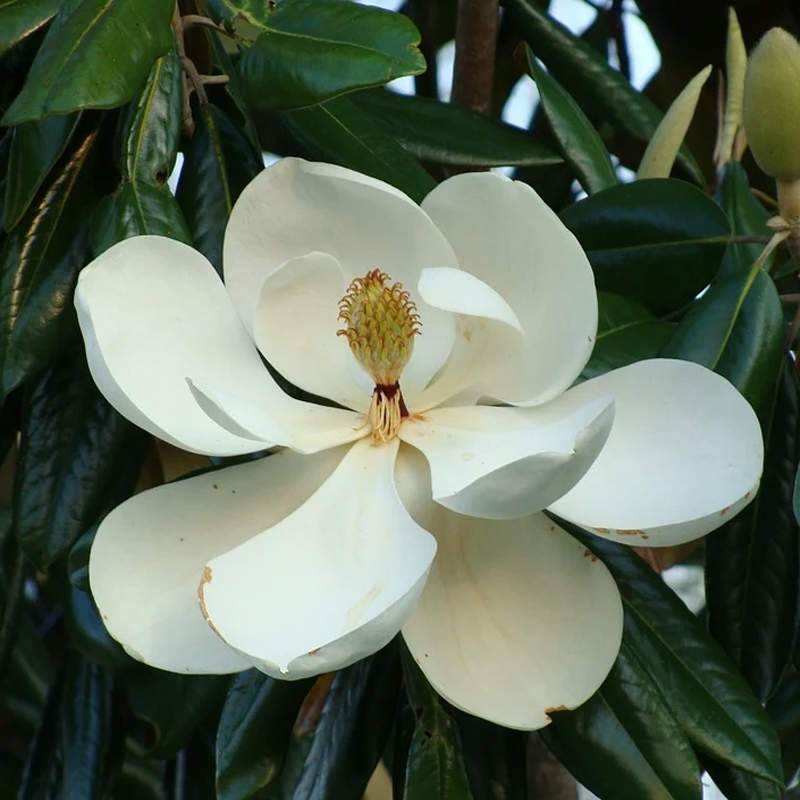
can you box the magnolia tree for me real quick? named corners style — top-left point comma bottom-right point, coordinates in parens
top-left (0, 0), bottom-right (798, 799)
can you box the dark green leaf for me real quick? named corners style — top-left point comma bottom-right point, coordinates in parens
top-left (3, 112), bottom-right (81, 230)
top-left (91, 181), bottom-right (192, 256)
top-left (559, 179), bottom-right (730, 316)
top-left (216, 671), bottom-right (312, 800)
top-left (581, 292), bottom-right (674, 380)
top-left (282, 95), bottom-right (435, 204)
top-left (706, 357), bottom-right (800, 704)
top-left (277, 643), bottom-right (402, 800)
top-left (19, 653), bottom-right (124, 800)
top-left (68, 526), bottom-right (94, 591)
top-left (118, 42), bottom-right (182, 185)
top-left (542, 638), bottom-right (702, 800)
top-left (703, 761), bottom-right (782, 800)
top-left (507, 0), bottom-right (704, 185)
top-left (0, 122), bottom-right (101, 401)
top-left (2, 0), bottom-right (174, 125)
top-left (125, 669), bottom-right (230, 759)
top-left (65, 584), bottom-right (132, 669)
top-left (525, 46), bottom-right (616, 194)
top-left (0, 0), bottom-right (60, 58)
top-left (558, 518), bottom-right (783, 785)
top-left (401, 648), bottom-right (473, 800)
top-left (14, 347), bottom-right (149, 570)
top-left (236, 1), bottom-right (425, 110)
top-left (661, 263), bottom-right (784, 411)
top-left (176, 103), bottom-right (262, 275)
top-left (352, 88), bottom-right (561, 168)
top-left (717, 162), bottom-right (774, 279)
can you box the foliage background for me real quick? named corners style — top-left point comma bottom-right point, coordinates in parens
top-left (0, 0), bottom-right (799, 798)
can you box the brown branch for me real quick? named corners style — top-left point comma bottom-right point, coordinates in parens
top-left (451, 0), bottom-right (499, 114)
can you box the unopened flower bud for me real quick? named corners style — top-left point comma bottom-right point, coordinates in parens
top-left (743, 28), bottom-right (800, 181)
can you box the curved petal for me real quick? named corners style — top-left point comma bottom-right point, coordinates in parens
top-left (223, 158), bottom-right (456, 396)
top-left (421, 172), bottom-right (597, 406)
top-left (89, 447), bottom-right (347, 674)
top-left (188, 380), bottom-right (366, 455)
top-left (75, 236), bottom-right (278, 456)
top-left (254, 251), bottom-right (369, 411)
top-left (548, 359), bottom-right (764, 546)
top-left (199, 438), bottom-right (437, 679)
top-left (399, 394), bottom-right (614, 519)
top-left (396, 450), bottom-right (622, 731)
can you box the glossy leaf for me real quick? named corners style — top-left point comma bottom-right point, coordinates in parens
top-left (717, 162), bottom-right (774, 279)
top-left (3, 112), bottom-right (81, 230)
top-left (703, 761), bottom-right (783, 800)
top-left (2, 0), bottom-right (174, 125)
top-left (176, 103), bottom-right (262, 275)
top-left (216, 671), bottom-right (312, 800)
top-left (525, 46), bottom-right (616, 194)
top-left (0, 0), bottom-right (60, 58)
top-left (706, 358), bottom-right (800, 704)
top-left (125, 669), bottom-right (230, 759)
top-left (19, 653), bottom-right (124, 800)
top-left (661, 263), bottom-right (784, 411)
top-left (14, 347), bottom-right (149, 570)
top-left (91, 181), bottom-right (191, 256)
top-left (401, 648), bottom-right (473, 800)
top-left (236, 1), bottom-right (425, 110)
top-left (282, 95), bottom-right (436, 204)
top-left (352, 88), bottom-right (562, 167)
top-left (581, 292), bottom-right (674, 381)
top-left (557, 518), bottom-right (783, 785)
top-left (542, 638), bottom-right (702, 800)
top-left (0, 122), bottom-right (100, 401)
top-left (507, 0), bottom-right (704, 185)
top-left (559, 178), bottom-right (730, 315)
top-left (276, 644), bottom-right (402, 800)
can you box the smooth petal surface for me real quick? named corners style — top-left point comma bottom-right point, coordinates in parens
top-left (253, 252), bottom-right (368, 411)
top-left (421, 172), bottom-right (597, 406)
top-left (89, 447), bottom-right (347, 674)
top-left (397, 451), bottom-right (623, 730)
top-left (76, 236), bottom-right (277, 456)
top-left (223, 158), bottom-right (456, 396)
top-left (188, 380), bottom-right (366, 455)
top-left (399, 393), bottom-right (614, 519)
top-left (549, 359), bottom-right (764, 546)
top-left (199, 438), bottom-right (437, 679)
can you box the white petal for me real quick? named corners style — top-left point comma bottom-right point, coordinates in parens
top-left (223, 158), bottom-right (456, 396)
top-left (399, 394), bottom-right (614, 519)
top-left (549, 359), bottom-right (764, 546)
top-left (396, 452), bottom-right (622, 731)
top-left (75, 236), bottom-right (278, 456)
top-left (188, 380), bottom-right (366, 455)
top-left (421, 172), bottom-right (597, 406)
top-left (199, 438), bottom-right (437, 678)
top-left (253, 252), bottom-right (369, 411)
top-left (89, 447), bottom-right (346, 674)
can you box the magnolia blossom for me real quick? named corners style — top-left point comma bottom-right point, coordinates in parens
top-left (76, 158), bottom-right (762, 731)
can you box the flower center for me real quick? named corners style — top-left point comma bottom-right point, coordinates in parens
top-left (337, 270), bottom-right (421, 444)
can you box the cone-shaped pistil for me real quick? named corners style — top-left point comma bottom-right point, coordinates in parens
top-left (338, 270), bottom-right (421, 444)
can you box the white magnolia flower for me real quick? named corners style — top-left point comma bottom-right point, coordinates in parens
top-left (76, 158), bottom-right (763, 731)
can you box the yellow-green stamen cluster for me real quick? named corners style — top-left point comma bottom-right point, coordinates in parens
top-left (337, 270), bottom-right (421, 443)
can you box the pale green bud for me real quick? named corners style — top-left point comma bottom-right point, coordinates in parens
top-left (743, 28), bottom-right (800, 181)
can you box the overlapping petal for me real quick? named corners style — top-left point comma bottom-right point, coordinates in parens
top-left (89, 447), bottom-right (347, 674)
top-left (421, 172), bottom-right (598, 406)
top-left (75, 236), bottom-right (276, 456)
top-left (397, 449), bottom-right (622, 730)
top-left (199, 439), bottom-right (437, 679)
top-left (223, 158), bottom-right (457, 396)
top-left (549, 359), bottom-right (764, 546)
top-left (399, 393), bottom-right (614, 519)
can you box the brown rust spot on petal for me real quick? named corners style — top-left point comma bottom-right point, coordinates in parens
top-left (293, 672), bottom-right (335, 738)
top-left (545, 705), bottom-right (569, 714)
top-left (616, 529), bottom-right (649, 539)
top-left (197, 567), bottom-right (223, 637)
top-left (592, 526), bottom-right (610, 534)
top-left (582, 549), bottom-right (598, 562)
top-left (719, 505), bottom-right (730, 517)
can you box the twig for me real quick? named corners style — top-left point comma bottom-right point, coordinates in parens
top-left (451, 0), bottom-right (500, 114)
